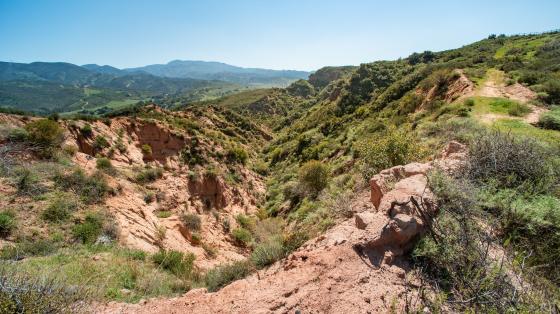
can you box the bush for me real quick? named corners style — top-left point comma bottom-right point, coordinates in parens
top-left (540, 80), bottom-right (560, 105)
top-left (141, 144), bottom-right (152, 156)
top-left (538, 109), bottom-right (560, 130)
top-left (143, 191), bottom-right (155, 203)
top-left (251, 238), bottom-right (285, 269)
top-left (0, 211), bottom-right (16, 238)
top-left (181, 213), bottom-right (201, 231)
top-left (135, 167), bottom-right (163, 183)
top-left (24, 119), bottom-right (64, 158)
top-left (355, 127), bottom-right (422, 181)
top-left (226, 146), bottom-right (248, 164)
top-left (412, 171), bottom-right (520, 311)
top-left (463, 131), bottom-right (557, 193)
top-left (298, 160), bottom-right (329, 196)
top-left (235, 214), bottom-right (254, 230)
top-left (0, 269), bottom-right (87, 313)
top-left (42, 193), bottom-right (79, 222)
top-left (80, 124), bottom-right (93, 137)
top-left (7, 127), bottom-right (28, 142)
top-left (13, 167), bottom-right (39, 195)
top-left (507, 102), bottom-right (531, 117)
top-left (463, 98), bottom-right (475, 107)
top-left (93, 135), bottom-right (110, 151)
top-left (95, 157), bottom-right (114, 173)
top-left (151, 250), bottom-right (195, 277)
top-left (232, 228), bottom-right (252, 246)
top-left (54, 169), bottom-right (109, 204)
top-left (204, 260), bottom-right (252, 292)
top-left (190, 232), bottom-right (202, 245)
top-left (72, 212), bottom-right (104, 244)
top-left (24, 119), bottom-right (63, 147)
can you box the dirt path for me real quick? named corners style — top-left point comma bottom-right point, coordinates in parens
top-left (473, 69), bottom-right (547, 124)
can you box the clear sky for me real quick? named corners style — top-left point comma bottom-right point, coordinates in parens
top-left (1, 0), bottom-right (559, 71)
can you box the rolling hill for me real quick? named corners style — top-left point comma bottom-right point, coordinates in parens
top-left (125, 60), bottom-right (311, 86)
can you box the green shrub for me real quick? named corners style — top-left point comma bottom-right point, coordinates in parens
top-left (13, 167), bottom-right (39, 195)
top-left (93, 135), bottom-right (110, 151)
top-left (298, 160), bottom-right (329, 196)
top-left (151, 250), bottom-right (195, 277)
top-left (24, 119), bottom-right (63, 147)
top-left (72, 212), bottom-right (104, 244)
top-left (463, 131), bottom-right (557, 193)
top-left (232, 228), bottom-right (252, 246)
top-left (7, 127), bottom-right (28, 142)
top-left (181, 213), bottom-right (201, 231)
top-left (42, 193), bottom-right (79, 222)
top-left (135, 167), bottom-right (163, 183)
top-left (0, 269), bottom-right (87, 313)
top-left (540, 80), bottom-right (560, 105)
top-left (226, 146), bottom-right (248, 164)
top-left (251, 238), bottom-right (285, 269)
top-left (0, 211), bottom-right (16, 238)
top-left (413, 171), bottom-right (519, 311)
top-left (190, 232), bottom-right (202, 245)
top-left (141, 144), bottom-right (152, 156)
top-left (464, 98), bottom-right (475, 107)
top-left (54, 170), bottom-right (109, 204)
top-left (143, 191), bottom-right (155, 203)
top-left (235, 214), bottom-right (254, 230)
top-left (355, 127), bottom-right (422, 181)
top-left (204, 260), bottom-right (252, 292)
top-left (156, 211), bottom-right (172, 218)
top-left (80, 124), bottom-right (93, 137)
top-left (507, 102), bottom-right (531, 117)
top-left (538, 108), bottom-right (560, 130)
top-left (24, 119), bottom-right (64, 158)
top-left (498, 194), bottom-right (560, 285)
top-left (95, 157), bottom-right (115, 174)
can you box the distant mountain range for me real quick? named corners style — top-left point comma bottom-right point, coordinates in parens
top-left (123, 60), bottom-right (310, 86)
top-left (0, 60), bottom-right (310, 114)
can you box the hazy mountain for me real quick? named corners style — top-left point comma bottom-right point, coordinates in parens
top-left (126, 60), bottom-right (311, 86)
top-left (82, 64), bottom-right (126, 76)
top-left (0, 61), bottom-right (240, 114)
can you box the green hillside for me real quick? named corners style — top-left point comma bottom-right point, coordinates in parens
top-left (180, 31), bottom-right (560, 310)
top-left (0, 62), bottom-right (243, 115)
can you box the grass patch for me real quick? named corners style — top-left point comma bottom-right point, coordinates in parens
top-left (1, 246), bottom-right (192, 303)
top-left (204, 260), bottom-right (252, 292)
top-left (151, 250), bottom-right (196, 278)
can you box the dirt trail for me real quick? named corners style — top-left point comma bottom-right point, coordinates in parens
top-left (470, 70), bottom-right (546, 124)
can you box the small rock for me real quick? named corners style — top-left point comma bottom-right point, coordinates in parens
top-left (355, 212), bottom-right (376, 229)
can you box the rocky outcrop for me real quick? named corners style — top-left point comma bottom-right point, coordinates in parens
top-left (131, 121), bottom-right (186, 163)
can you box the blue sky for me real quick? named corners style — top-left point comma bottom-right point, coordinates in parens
top-left (1, 0), bottom-right (559, 71)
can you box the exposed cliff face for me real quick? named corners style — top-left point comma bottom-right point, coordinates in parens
top-left (99, 142), bottom-right (467, 313)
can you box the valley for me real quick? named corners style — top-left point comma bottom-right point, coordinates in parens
top-left (1, 31), bottom-right (560, 313)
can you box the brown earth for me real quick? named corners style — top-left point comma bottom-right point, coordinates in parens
top-left (1, 108), bottom-right (266, 268)
top-left (98, 142), bottom-right (467, 314)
